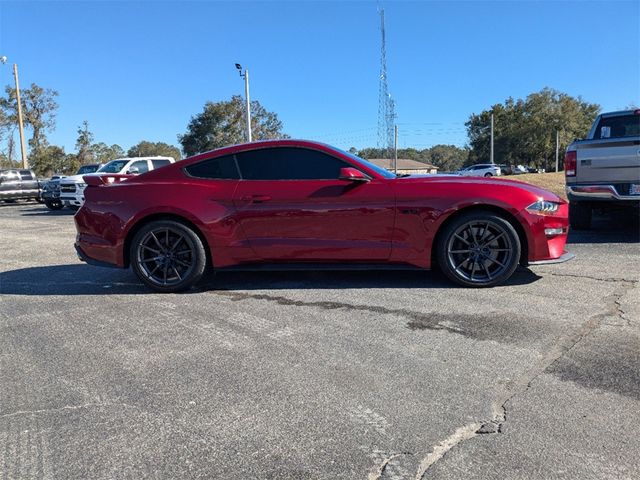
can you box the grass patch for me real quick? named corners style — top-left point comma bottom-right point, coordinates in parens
top-left (508, 171), bottom-right (567, 199)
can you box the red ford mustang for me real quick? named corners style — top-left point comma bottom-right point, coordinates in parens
top-left (74, 140), bottom-right (573, 292)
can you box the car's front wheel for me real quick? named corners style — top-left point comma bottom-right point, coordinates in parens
top-left (436, 211), bottom-right (521, 287)
top-left (130, 220), bottom-right (207, 293)
top-left (484, 172), bottom-right (493, 177)
top-left (45, 199), bottom-right (63, 210)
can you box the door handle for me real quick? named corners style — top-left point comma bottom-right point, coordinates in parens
top-left (241, 195), bottom-right (272, 203)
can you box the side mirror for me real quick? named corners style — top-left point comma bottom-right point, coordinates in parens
top-left (339, 167), bottom-right (370, 183)
top-left (126, 167), bottom-right (140, 175)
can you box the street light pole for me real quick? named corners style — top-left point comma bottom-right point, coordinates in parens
top-left (244, 69), bottom-right (251, 142)
top-left (1, 56), bottom-right (28, 168)
top-left (235, 63), bottom-right (252, 143)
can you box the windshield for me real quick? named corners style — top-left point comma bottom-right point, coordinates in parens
top-left (331, 146), bottom-right (397, 179)
top-left (97, 160), bottom-right (129, 173)
top-left (77, 165), bottom-right (99, 174)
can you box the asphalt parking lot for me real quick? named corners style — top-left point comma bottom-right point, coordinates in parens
top-left (1, 202), bottom-right (638, 480)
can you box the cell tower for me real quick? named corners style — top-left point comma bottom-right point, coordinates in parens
top-left (377, 7), bottom-right (395, 158)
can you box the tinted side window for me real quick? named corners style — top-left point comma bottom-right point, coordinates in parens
top-left (236, 147), bottom-right (350, 180)
top-left (595, 114), bottom-right (640, 139)
top-left (19, 170), bottom-right (34, 180)
top-left (185, 155), bottom-right (239, 179)
top-left (129, 160), bottom-right (149, 174)
top-left (151, 159), bottom-right (172, 169)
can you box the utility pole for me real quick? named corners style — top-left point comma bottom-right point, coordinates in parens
top-left (13, 64), bottom-right (28, 168)
top-left (490, 113), bottom-right (494, 164)
top-left (1, 56), bottom-right (28, 168)
top-left (394, 125), bottom-right (398, 174)
top-left (555, 130), bottom-right (559, 173)
top-left (235, 63), bottom-right (252, 142)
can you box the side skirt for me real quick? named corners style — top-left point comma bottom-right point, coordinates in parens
top-left (215, 262), bottom-right (427, 272)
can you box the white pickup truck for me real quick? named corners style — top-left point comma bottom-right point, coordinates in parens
top-left (565, 109), bottom-right (640, 229)
top-left (59, 156), bottom-right (175, 208)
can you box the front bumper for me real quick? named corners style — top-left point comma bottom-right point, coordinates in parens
top-left (528, 251), bottom-right (575, 265)
top-left (60, 194), bottom-right (84, 207)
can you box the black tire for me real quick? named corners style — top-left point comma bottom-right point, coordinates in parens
top-left (45, 199), bottom-right (63, 210)
top-left (484, 172), bottom-right (493, 177)
top-left (130, 220), bottom-right (207, 293)
top-left (569, 202), bottom-right (591, 230)
top-left (436, 211), bottom-right (521, 287)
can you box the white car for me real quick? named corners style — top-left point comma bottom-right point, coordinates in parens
top-left (59, 156), bottom-right (175, 208)
top-left (458, 164), bottom-right (501, 177)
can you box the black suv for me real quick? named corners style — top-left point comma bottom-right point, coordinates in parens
top-left (0, 169), bottom-right (41, 202)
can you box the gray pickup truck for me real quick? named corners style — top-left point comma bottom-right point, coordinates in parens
top-left (0, 169), bottom-right (41, 202)
top-left (565, 109), bottom-right (640, 229)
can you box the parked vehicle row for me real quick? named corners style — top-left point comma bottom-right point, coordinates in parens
top-left (74, 140), bottom-right (572, 293)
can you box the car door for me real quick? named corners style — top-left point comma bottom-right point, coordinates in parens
top-left (232, 146), bottom-right (395, 261)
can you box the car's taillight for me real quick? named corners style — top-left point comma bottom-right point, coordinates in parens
top-left (564, 151), bottom-right (576, 177)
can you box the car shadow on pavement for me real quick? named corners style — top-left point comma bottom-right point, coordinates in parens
top-left (202, 267), bottom-right (541, 292)
top-left (0, 264), bottom-right (542, 296)
top-left (20, 206), bottom-right (76, 216)
top-left (0, 264), bottom-right (148, 296)
top-left (568, 209), bottom-right (639, 244)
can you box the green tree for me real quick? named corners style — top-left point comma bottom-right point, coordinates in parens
top-left (466, 88), bottom-right (599, 169)
top-left (75, 120), bottom-right (94, 164)
top-left (0, 83), bottom-right (59, 155)
top-left (30, 145), bottom-right (69, 176)
top-left (92, 142), bottom-right (125, 164)
top-left (179, 95), bottom-right (287, 157)
top-left (427, 145), bottom-right (469, 172)
top-left (127, 141), bottom-right (181, 160)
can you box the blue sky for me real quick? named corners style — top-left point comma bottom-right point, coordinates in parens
top-left (1, 0), bottom-right (638, 155)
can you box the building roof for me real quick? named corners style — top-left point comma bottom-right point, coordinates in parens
top-left (365, 158), bottom-right (438, 170)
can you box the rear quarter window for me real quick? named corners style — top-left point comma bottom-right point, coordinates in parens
top-left (595, 114), bottom-right (640, 139)
top-left (185, 155), bottom-right (239, 179)
top-left (151, 159), bottom-right (172, 169)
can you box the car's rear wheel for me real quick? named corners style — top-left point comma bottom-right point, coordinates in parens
top-left (130, 220), bottom-right (207, 293)
top-left (484, 172), bottom-right (493, 177)
top-left (437, 212), bottom-right (521, 287)
top-left (569, 202), bottom-right (591, 230)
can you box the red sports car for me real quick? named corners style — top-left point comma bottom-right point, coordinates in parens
top-left (74, 140), bottom-right (573, 292)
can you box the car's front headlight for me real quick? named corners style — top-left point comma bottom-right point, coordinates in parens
top-left (526, 200), bottom-right (560, 215)
top-left (77, 182), bottom-right (87, 189)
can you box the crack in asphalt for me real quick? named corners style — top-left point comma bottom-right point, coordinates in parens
top-left (546, 272), bottom-right (638, 284)
top-left (368, 452), bottom-right (413, 480)
top-left (414, 280), bottom-right (635, 479)
top-left (210, 290), bottom-right (531, 344)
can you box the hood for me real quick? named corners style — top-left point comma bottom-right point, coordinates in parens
top-left (399, 174), bottom-right (564, 202)
top-left (59, 174), bottom-right (86, 184)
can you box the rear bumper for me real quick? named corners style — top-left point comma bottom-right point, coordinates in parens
top-left (528, 251), bottom-right (575, 265)
top-left (75, 243), bottom-right (121, 269)
top-left (567, 184), bottom-right (640, 202)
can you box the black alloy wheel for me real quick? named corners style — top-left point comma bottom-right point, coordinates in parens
top-left (437, 212), bottom-right (521, 287)
top-left (130, 220), bottom-right (207, 293)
